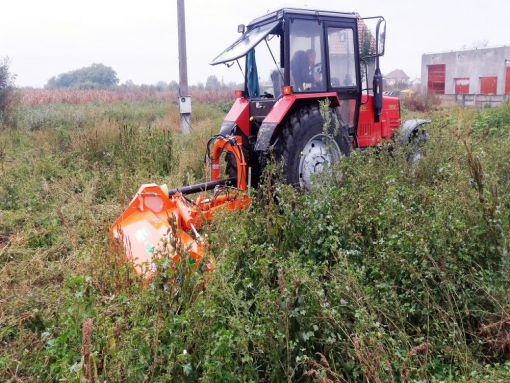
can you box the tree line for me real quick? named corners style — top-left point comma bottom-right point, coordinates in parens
top-left (44, 63), bottom-right (241, 91)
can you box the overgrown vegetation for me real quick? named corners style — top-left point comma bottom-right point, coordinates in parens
top-left (401, 92), bottom-right (441, 112)
top-left (472, 100), bottom-right (510, 137)
top-left (0, 99), bottom-right (509, 382)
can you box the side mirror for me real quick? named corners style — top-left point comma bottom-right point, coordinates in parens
top-left (361, 16), bottom-right (385, 121)
top-left (376, 19), bottom-right (386, 56)
top-left (238, 24), bottom-right (246, 34)
top-left (373, 68), bottom-right (383, 123)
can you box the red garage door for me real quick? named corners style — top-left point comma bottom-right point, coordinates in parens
top-left (480, 76), bottom-right (497, 95)
top-left (506, 66), bottom-right (510, 94)
top-left (428, 64), bottom-right (446, 95)
top-left (455, 78), bottom-right (470, 94)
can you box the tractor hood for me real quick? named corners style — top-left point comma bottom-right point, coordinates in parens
top-left (210, 20), bottom-right (280, 66)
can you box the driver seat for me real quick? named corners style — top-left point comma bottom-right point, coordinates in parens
top-left (290, 50), bottom-right (309, 91)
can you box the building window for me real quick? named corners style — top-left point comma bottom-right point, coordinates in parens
top-left (428, 64), bottom-right (445, 95)
top-left (480, 76), bottom-right (497, 95)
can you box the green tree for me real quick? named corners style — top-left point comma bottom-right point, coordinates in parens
top-left (155, 81), bottom-right (168, 91)
top-left (122, 79), bottom-right (138, 90)
top-left (45, 63), bottom-right (119, 90)
top-left (169, 80), bottom-right (179, 91)
top-left (0, 57), bottom-right (16, 117)
top-left (205, 75), bottom-right (221, 90)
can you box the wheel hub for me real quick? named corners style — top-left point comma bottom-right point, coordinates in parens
top-left (298, 134), bottom-right (341, 190)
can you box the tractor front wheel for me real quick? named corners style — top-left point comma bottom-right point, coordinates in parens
top-left (277, 105), bottom-right (351, 190)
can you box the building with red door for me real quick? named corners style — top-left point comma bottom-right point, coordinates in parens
top-left (421, 45), bottom-right (510, 97)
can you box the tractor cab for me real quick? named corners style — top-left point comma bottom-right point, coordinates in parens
top-left (211, 8), bottom-right (387, 151)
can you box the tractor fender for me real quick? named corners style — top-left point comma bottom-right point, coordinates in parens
top-left (398, 119), bottom-right (431, 144)
top-left (222, 98), bottom-right (250, 136)
top-left (255, 93), bottom-right (341, 151)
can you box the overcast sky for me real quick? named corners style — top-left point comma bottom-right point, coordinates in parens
top-left (1, 0), bottom-right (509, 88)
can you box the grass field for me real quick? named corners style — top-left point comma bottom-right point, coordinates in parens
top-left (0, 96), bottom-right (509, 382)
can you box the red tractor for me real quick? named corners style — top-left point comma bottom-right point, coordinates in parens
top-left (209, 8), bottom-right (430, 190)
top-left (112, 8), bottom-right (429, 279)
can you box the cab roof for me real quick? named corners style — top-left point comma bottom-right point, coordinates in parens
top-left (210, 8), bottom-right (359, 66)
top-left (247, 8), bottom-right (357, 28)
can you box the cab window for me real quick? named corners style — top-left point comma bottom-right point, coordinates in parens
top-left (327, 28), bottom-right (357, 88)
top-left (289, 19), bottom-right (326, 92)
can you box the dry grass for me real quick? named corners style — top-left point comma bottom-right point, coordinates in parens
top-left (18, 89), bottom-right (234, 106)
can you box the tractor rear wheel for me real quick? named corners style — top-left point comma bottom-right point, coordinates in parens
top-left (277, 105), bottom-right (351, 190)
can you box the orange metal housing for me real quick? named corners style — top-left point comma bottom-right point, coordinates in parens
top-left (210, 135), bottom-right (247, 189)
top-left (111, 136), bottom-right (250, 281)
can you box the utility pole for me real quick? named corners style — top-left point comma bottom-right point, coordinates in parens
top-left (177, 0), bottom-right (191, 134)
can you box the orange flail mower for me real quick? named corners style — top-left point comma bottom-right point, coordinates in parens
top-left (111, 136), bottom-right (251, 280)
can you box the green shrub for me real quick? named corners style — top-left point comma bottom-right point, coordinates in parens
top-left (472, 100), bottom-right (510, 137)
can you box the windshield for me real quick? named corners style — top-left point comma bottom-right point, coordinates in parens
top-left (210, 21), bottom-right (280, 65)
top-left (252, 33), bottom-right (283, 98)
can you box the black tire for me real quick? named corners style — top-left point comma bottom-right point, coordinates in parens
top-left (225, 151), bottom-right (238, 179)
top-left (225, 143), bottom-right (262, 188)
top-left (277, 105), bottom-right (351, 189)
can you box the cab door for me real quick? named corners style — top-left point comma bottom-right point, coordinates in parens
top-left (324, 21), bottom-right (362, 134)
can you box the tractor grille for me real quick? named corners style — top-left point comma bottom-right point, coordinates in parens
top-left (359, 123), bottom-right (372, 136)
top-left (389, 117), bottom-right (399, 128)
